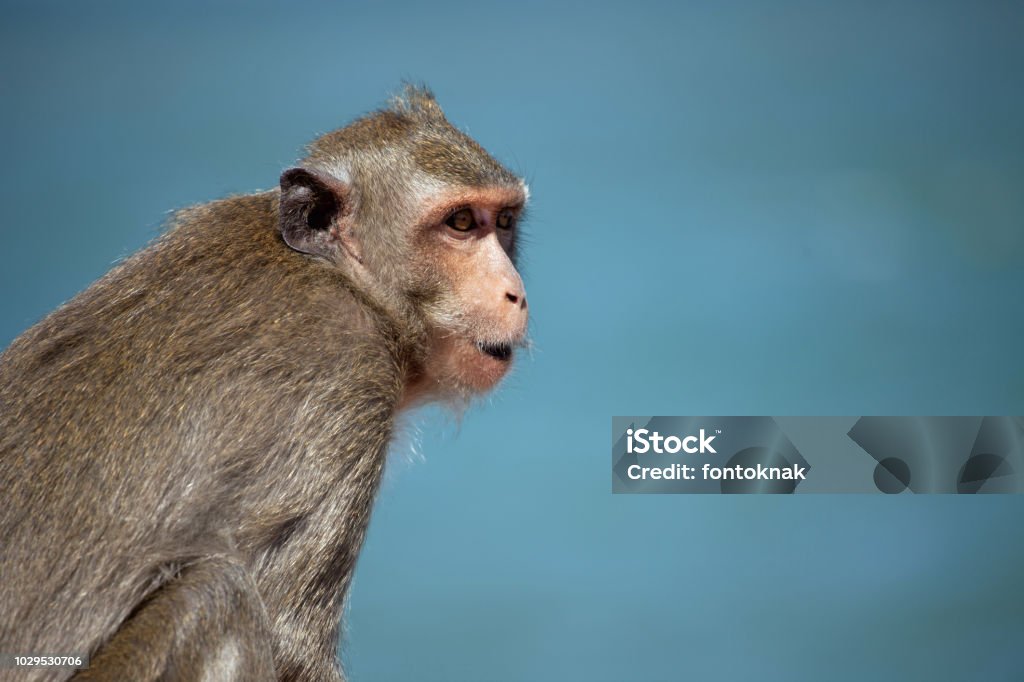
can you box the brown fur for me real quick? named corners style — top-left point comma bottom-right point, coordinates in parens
top-left (0, 86), bottom-right (528, 681)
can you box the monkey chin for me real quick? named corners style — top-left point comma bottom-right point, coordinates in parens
top-left (403, 334), bottom-right (519, 409)
top-left (450, 337), bottom-right (516, 393)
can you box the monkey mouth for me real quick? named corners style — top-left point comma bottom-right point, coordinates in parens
top-left (476, 340), bottom-right (514, 362)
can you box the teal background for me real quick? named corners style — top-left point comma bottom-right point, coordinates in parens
top-left (2, 1), bottom-right (1022, 680)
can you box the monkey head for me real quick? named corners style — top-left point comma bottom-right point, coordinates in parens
top-left (277, 87), bottom-right (529, 405)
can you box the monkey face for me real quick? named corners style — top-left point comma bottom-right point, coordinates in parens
top-left (409, 186), bottom-right (529, 398)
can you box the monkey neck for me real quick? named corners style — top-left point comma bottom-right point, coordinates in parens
top-left (399, 368), bottom-right (431, 409)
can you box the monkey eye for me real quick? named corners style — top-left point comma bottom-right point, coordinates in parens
top-left (445, 208), bottom-right (475, 231)
top-left (496, 209), bottom-right (515, 230)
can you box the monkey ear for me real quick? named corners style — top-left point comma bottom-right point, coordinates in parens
top-left (279, 168), bottom-right (359, 262)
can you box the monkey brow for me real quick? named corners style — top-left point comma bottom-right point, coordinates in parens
top-left (411, 137), bottom-right (521, 189)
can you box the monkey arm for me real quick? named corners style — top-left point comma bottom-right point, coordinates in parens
top-left (71, 554), bottom-right (276, 682)
top-left (239, 383), bottom-right (395, 682)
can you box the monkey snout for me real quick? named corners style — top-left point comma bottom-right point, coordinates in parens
top-left (502, 288), bottom-right (529, 339)
top-left (501, 274), bottom-right (527, 311)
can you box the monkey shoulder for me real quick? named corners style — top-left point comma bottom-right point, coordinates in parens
top-left (0, 189), bottom-right (403, 440)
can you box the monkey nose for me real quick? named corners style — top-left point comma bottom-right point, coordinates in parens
top-left (505, 292), bottom-right (527, 310)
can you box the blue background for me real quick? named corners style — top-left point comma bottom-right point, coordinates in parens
top-left (2, 1), bottom-right (1022, 679)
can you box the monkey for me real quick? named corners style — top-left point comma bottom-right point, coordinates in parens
top-left (0, 86), bottom-right (529, 681)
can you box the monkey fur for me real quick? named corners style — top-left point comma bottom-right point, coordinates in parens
top-left (0, 86), bottom-right (529, 681)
